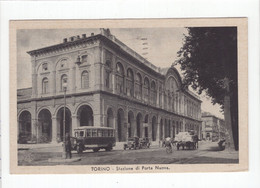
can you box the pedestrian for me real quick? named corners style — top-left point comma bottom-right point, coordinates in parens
top-left (65, 133), bottom-right (72, 159)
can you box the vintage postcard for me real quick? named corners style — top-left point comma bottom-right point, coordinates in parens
top-left (10, 18), bottom-right (248, 174)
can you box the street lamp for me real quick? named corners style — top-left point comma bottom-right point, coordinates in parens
top-left (62, 78), bottom-right (68, 159)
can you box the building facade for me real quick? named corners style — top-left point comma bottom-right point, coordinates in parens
top-left (17, 28), bottom-right (202, 144)
top-left (201, 112), bottom-right (226, 141)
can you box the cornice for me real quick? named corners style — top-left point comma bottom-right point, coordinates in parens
top-left (27, 35), bottom-right (100, 58)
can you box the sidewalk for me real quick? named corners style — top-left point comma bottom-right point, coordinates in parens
top-left (18, 142), bottom-right (62, 150)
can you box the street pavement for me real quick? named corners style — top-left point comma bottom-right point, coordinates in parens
top-left (18, 141), bottom-right (238, 166)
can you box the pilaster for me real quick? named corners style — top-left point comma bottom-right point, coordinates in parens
top-left (51, 116), bottom-right (58, 143)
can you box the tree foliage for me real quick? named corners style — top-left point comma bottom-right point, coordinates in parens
top-left (176, 27), bottom-right (237, 107)
top-left (176, 27), bottom-right (239, 150)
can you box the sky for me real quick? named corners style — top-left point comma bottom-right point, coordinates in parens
top-left (17, 28), bottom-right (224, 119)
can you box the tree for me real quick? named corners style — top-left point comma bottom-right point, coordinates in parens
top-left (176, 27), bottom-right (238, 150)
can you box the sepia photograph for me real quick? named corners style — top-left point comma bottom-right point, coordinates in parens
top-left (10, 19), bottom-right (247, 173)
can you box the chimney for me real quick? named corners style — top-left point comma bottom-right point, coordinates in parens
top-left (70, 37), bottom-right (74, 42)
top-left (82, 34), bottom-right (86, 38)
top-left (77, 35), bottom-right (80, 40)
top-left (63, 38), bottom-right (67, 43)
top-left (91, 33), bottom-right (94, 36)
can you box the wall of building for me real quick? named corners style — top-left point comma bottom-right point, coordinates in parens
top-left (201, 115), bottom-right (225, 141)
top-left (18, 30), bottom-right (202, 144)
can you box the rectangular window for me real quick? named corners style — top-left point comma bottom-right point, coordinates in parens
top-left (104, 130), bottom-right (108, 137)
top-left (81, 71), bottom-right (89, 89)
top-left (80, 131), bottom-right (84, 137)
top-left (86, 129), bottom-right (91, 137)
top-left (92, 129), bottom-right (97, 137)
top-left (82, 55), bottom-right (88, 62)
top-left (97, 129), bottom-right (102, 137)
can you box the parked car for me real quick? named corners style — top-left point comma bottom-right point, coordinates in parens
top-left (218, 138), bottom-right (226, 150)
top-left (124, 137), bottom-right (141, 150)
top-left (140, 137), bottom-right (151, 148)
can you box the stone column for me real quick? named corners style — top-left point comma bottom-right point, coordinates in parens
top-left (72, 66), bottom-right (76, 92)
top-left (123, 76), bottom-right (127, 95)
top-left (156, 83), bottom-right (160, 107)
top-left (51, 116), bottom-right (57, 143)
top-left (112, 71), bottom-right (116, 94)
top-left (31, 56), bottom-right (37, 98)
top-left (148, 118), bottom-right (153, 139)
top-left (31, 118), bottom-right (37, 139)
top-left (162, 122), bottom-right (165, 139)
top-left (71, 115), bottom-right (78, 133)
top-left (51, 70), bottom-right (56, 95)
top-left (156, 122), bottom-right (160, 142)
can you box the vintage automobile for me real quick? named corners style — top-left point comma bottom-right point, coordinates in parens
top-left (139, 137), bottom-right (151, 148)
top-left (123, 137), bottom-right (141, 150)
top-left (218, 138), bottom-right (226, 150)
top-left (71, 126), bottom-right (116, 153)
top-left (175, 132), bottom-right (198, 150)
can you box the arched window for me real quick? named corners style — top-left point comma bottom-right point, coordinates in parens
top-left (135, 73), bottom-right (142, 100)
top-left (81, 71), bottom-right (89, 89)
top-left (42, 77), bottom-right (48, 94)
top-left (116, 62), bottom-right (124, 94)
top-left (151, 81), bottom-right (156, 106)
top-left (126, 68), bottom-right (134, 97)
top-left (105, 60), bottom-right (112, 89)
top-left (144, 77), bottom-right (150, 103)
top-left (107, 108), bottom-right (114, 127)
top-left (61, 74), bottom-right (68, 91)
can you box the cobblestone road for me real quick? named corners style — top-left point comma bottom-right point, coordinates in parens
top-left (18, 141), bottom-right (238, 166)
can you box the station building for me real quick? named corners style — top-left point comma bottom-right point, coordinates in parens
top-left (17, 28), bottom-right (202, 144)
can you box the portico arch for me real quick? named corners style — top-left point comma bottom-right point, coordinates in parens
top-left (152, 116), bottom-right (157, 141)
top-left (56, 107), bottom-right (72, 142)
top-left (136, 113), bottom-right (143, 138)
top-left (107, 108), bottom-right (114, 128)
top-left (38, 109), bottom-right (52, 143)
top-left (18, 110), bottom-right (32, 143)
top-left (77, 105), bottom-right (94, 127)
top-left (117, 108), bottom-right (125, 142)
top-left (160, 118), bottom-right (163, 140)
top-left (144, 114), bottom-right (149, 138)
top-left (128, 111), bottom-right (134, 138)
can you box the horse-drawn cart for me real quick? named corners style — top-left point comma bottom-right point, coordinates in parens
top-left (175, 132), bottom-right (198, 150)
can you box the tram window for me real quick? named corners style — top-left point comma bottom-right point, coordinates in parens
top-left (101, 130), bottom-right (104, 137)
top-left (108, 130), bottom-right (112, 137)
top-left (86, 129), bottom-right (91, 137)
top-left (103, 130), bottom-right (108, 137)
top-left (92, 129), bottom-right (97, 137)
top-left (79, 131), bottom-right (84, 137)
top-left (97, 130), bottom-right (102, 137)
